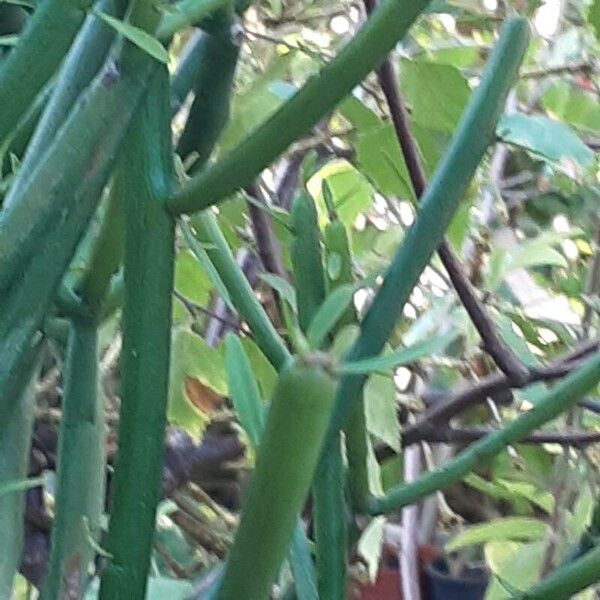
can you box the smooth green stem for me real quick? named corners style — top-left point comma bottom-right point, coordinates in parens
top-left (224, 335), bottom-right (318, 600)
top-left (166, 0), bottom-right (431, 215)
top-left (519, 544), bottom-right (600, 599)
top-left (77, 182), bottom-right (124, 314)
top-left (0, 0), bottom-right (90, 145)
top-left (189, 211), bottom-right (290, 370)
top-left (330, 17), bottom-right (530, 432)
top-left (0, 342), bottom-right (40, 598)
top-left (217, 359), bottom-right (336, 600)
top-left (156, 0), bottom-right (231, 40)
top-left (0, 79), bottom-right (52, 168)
top-left (0, 25), bottom-right (153, 292)
top-left (290, 192), bottom-right (347, 599)
top-left (4, 0), bottom-right (126, 206)
top-left (176, 21), bottom-right (239, 168)
top-left (345, 399), bottom-right (371, 512)
top-left (42, 319), bottom-right (104, 600)
top-left (170, 30), bottom-right (204, 115)
top-left (559, 498), bottom-right (600, 566)
top-left (312, 437), bottom-right (347, 600)
top-left (0, 17), bottom-right (159, 417)
top-left (98, 66), bottom-right (175, 600)
top-left (369, 351), bottom-right (600, 514)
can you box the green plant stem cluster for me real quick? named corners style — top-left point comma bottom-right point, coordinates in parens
top-left (2, 0), bottom-right (598, 598)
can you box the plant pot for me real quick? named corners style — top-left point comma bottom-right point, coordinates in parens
top-left (355, 566), bottom-right (403, 600)
top-left (424, 557), bottom-right (489, 600)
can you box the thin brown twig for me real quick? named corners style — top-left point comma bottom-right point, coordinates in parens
top-left (363, 0), bottom-right (529, 385)
top-left (403, 427), bottom-right (600, 448)
top-left (402, 339), bottom-right (600, 446)
top-left (520, 60), bottom-right (595, 79)
top-left (244, 183), bottom-right (289, 283)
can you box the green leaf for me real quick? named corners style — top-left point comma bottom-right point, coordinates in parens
top-left (339, 332), bottom-right (457, 374)
top-left (258, 273), bottom-right (297, 312)
top-left (588, 0), bottom-right (600, 41)
top-left (357, 516), bottom-right (386, 583)
top-left (94, 11), bottom-right (168, 64)
top-left (168, 328), bottom-right (227, 436)
top-left (542, 82), bottom-right (600, 132)
top-left (497, 113), bottom-right (595, 170)
top-left (485, 541), bottom-right (545, 600)
top-left (238, 338), bottom-right (278, 400)
top-left (487, 232), bottom-right (568, 289)
top-left (174, 250), bottom-right (211, 306)
top-left (224, 334), bottom-right (265, 449)
top-left (364, 373), bottom-right (400, 452)
top-left (399, 59), bottom-right (470, 133)
top-left (307, 160), bottom-right (374, 228)
top-left (446, 518), bottom-right (548, 552)
top-left (306, 284), bottom-right (355, 349)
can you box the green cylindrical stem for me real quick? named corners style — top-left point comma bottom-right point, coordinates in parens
top-left (0, 47), bottom-right (154, 293)
top-left (176, 21), bottom-right (239, 168)
top-left (224, 335), bottom-right (318, 600)
top-left (5, 0), bottom-right (126, 206)
top-left (291, 192), bottom-right (327, 334)
top-left (217, 358), bottom-right (336, 600)
top-left (290, 192), bottom-right (347, 598)
top-left (345, 400), bottom-right (371, 512)
top-left (331, 17), bottom-right (530, 432)
top-left (0, 16), bottom-right (160, 416)
top-left (0, 0), bottom-right (90, 145)
top-left (369, 351), bottom-right (600, 514)
top-left (0, 343), bottom-right (40, 598)
top-left (312, 437), bottom-right (348, 600)
top-left (77, 182), bottom-right (124, 315)
top-left (323, 218), bottom-right (371, 513)
top-left (189, 211), bottom-right (290, 370)
top-left (520, 544), bottom-right (600, 599)
top-left (166, 0), bottom-right (431, 215)
top-left (42, 319), bottom-right (104, 600)
top-left (98, 65), bottom-right (175, 600)
top-left (170, 30), bottom-right (204, 115)
top-left (324, 219), bottom-right (355, 330)
top-left (156, 0), bottom-right (231, 40)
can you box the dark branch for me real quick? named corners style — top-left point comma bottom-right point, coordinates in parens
top-left (244, 183), bottom-right (288, 283)
top-left (363, 0), bottom-right (529, 385)
top-left (402, 340), bottom-right (600, 446)
top-left (406, 427), bottom-right (600, 448)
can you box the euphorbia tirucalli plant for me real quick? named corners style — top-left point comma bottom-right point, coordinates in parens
top-left (1, 1), bottom-right (599, 599)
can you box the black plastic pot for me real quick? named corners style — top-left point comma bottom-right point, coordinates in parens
top-left (424, 557), bottom-right (489, 600)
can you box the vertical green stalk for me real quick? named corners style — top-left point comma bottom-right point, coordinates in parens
top-left (42, 318), bottom-right (104, 600)
top-left (217, 358), bottom-right (336, 600)
top-left (176, 18), bottom-right (239, 167)
top-left (0, 0), bottom-right (90, 145)
top-left (312, 437), bottom-right (347, 599)
top-left (324, 214), bottom-right (372, 512)
top-left (291, 193), bottom-right (347, 598)
top-left (98, 65), bottom-right (175, 600)
top-left (0, 342), bottom-right (41, 597)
